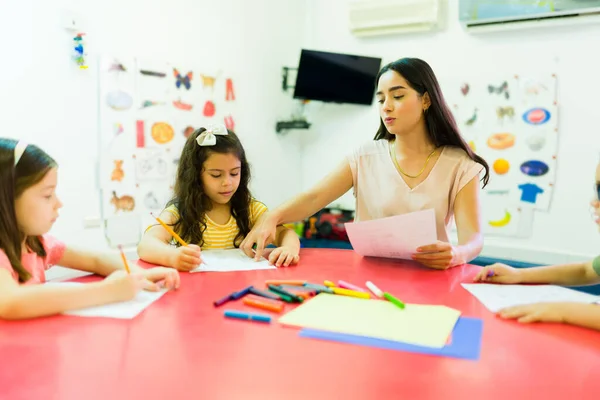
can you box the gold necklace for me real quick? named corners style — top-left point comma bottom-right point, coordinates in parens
top-left (389, 141), bottom-right (437, 179)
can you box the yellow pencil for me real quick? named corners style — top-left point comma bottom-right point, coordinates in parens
top-left (117, 245), bottom-right (131, 274)
top-left (150, 212), bottom-right (188, 246)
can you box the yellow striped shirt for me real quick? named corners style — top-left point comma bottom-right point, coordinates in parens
top-left (162, 200), bottom-right (268, 250)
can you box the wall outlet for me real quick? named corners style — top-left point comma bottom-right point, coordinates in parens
top-left (83, 216), bottom-right (102, 229)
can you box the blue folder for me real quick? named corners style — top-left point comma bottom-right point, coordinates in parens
top-left (298, 316), bottom-right (483, 360)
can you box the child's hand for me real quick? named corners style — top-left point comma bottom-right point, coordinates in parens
top-left (142, 267), bottom-right (180, 290)
top-left (473, 263), bottom-right (522, 284)
top-left (267, 246), bottom-right (299, 267)
top-left (497, 302), bottom-right (571, 323)
top-left (103, 271), bottom-right (151, 302)
top-left (169, 244), bottom-right (202, 272)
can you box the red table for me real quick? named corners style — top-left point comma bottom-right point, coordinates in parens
top-left (1, 249), bottom-right (599, 400)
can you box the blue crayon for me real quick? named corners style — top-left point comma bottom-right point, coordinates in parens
top-left (304, 282), bottom-right (334, 294)
top-left (224, 309), bottom-right (271, 323)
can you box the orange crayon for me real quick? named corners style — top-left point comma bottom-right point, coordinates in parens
top-left (243, 297), bottom-right (284, 313)
top-left (264, 280), bottom-right (306, 286)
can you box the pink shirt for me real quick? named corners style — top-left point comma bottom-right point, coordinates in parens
top-left (347, 140), bottom-right (483, 242)
top-left (0, 235), bottom-right (66, 285)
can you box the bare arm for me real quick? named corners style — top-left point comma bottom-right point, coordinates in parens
top-left (517, 260), bottom-right (600, 286)
top-left (271, 160), bottom-right (354, 225)
top-left (453, 176), bottom-right (484, 264)
top-left (563, 304), bottom-right (600, 330)
top-left (137, 210), bottom-right (181, 267)
top-left (0, 269), bottom-right (136, 320)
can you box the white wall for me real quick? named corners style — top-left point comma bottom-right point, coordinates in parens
top-left (299, 0), bottom-right (600, 264)
top-left (0, 0), bottom-right (306, 250)
top-left (0, 0), bottom-right (306, 278)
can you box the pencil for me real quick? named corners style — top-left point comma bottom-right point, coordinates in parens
top-left (150, 212), bottom-right (188, 246)
top-left (117, 245), bottom-right (131, 274)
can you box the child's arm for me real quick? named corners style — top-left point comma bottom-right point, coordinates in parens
top-left (475, 259), bottom-right (600, 286)
top-left (59, 247), bottom-right (180, 289)
top-left (265, 226), bottom-right (301, 267)
top-left (0, 269), bottom-right (145, 320)
top-left (137, 210), bottom-right (202, 271)
top-left (497, 302), bottom-right (600, 331)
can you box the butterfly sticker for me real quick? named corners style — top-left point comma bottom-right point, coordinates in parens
top-left (173, 68), bottom-right (193, 90)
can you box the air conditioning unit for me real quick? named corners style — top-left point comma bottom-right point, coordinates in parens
top-left (461, 1), bottom-right (600, 32)
top-left (349, 0), bottom-right (442, 37)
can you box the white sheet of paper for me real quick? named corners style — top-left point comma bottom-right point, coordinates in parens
top-left (190, 248), bottom-right (276, 272)
top-left (344, 209), bottom-right (437, 260)
top-left (461, 283), bottom-right (600, 312)
top-left (46, 282), bottom-right (167, 319)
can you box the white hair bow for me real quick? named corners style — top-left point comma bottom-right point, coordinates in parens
top-left (14, 141), bottom-right (28, 166)
top-left (196, 124), bottom-right (228, 147)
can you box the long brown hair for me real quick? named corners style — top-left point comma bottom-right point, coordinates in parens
top-left (165, 128), bottom-right (253, 248)
top-left (373, 58), bottom-right (489, 187)
top-left (0, 139), bottom-right (57, 282)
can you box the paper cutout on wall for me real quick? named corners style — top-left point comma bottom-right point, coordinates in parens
top-left (520, 160), bottom-right (549, 177)
top-left (106, 91), bottom-right (133, 110)
top-left (493, 159), bottom-right (510, 175)
top-left (489, 210), bottom-right (511, 227)
top-left (488, 81), bottom-right (509, 99)
top-left (518, 183), bottom-right (544, 204)
top-left (173, 99), bottom-right (192, 111)
top-left (140, 100), bottom-right (164, 109)
top-left (460, 83), bottom-right (469, 96)
top-left (200, 74), bottom-right (218, 91)
top-left (136, 120), bottom-right (145, 148)
top-left (465, 108), bottom-right (477, 125)
top-left (203, 101), bottom-right (216, 117)
top-left (140, 69), bottom-right (166, 77)
top-left (173, 68), bottom-right (192, 90)
top-left (110, 191), bottom-right (135, 212)
top-left (144, 191), bottom-right (162, 210)
top-left (487, 133), bottom-right (515, 150)
top-left (226, 78), bottom-right (235, 101)
top-left (109, 61), bottom-right (126, 72)
top-left (111, 160), bottom-right (125, 182)
top-left (496, 106), bottom-right (515, 122)
top-left (224, 115), bottom-right (235, 131)
top-left (522, 108), bottom-right (550, 125)
top-left (151, 122), bottom-right (175, 144)
top-left (527, 133), bottom-right (546, 151)
top-left (134, 151), bottom-right (169, 181)
top-left (183, 126), bottom-right (195, 138)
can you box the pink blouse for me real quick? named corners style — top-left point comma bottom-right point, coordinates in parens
top-left (347, 140), bottom-right (483, 242)
top-left (0, 235), bottom-right (66, 285)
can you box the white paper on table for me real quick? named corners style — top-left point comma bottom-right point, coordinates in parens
top-left (344, 209), bottom-right (437, 260)
top-left (45, 282), bottom-right (167, 319)
top-left (461, 283), bottom-right (600, 313)
top-left (190, 248), bottom-right (276, 272)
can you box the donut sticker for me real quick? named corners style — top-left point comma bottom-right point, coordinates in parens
top-left (522, 108), bottom-right (550, 125)
top-left (487, 133), bottom-right (515, 150)
top-left (520, 160), bottom-right (549, 177)
top-left (151, 122), bottom-right (175, 144)
top-left (106, 91), bottom-right (133, 111)
top-left (493, 159), bottom-right (510, 175)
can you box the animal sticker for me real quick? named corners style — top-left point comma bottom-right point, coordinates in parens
top-left (111, 160), bottom-right (125, 182)
top-left (110, 191), bottom-right (135, 212)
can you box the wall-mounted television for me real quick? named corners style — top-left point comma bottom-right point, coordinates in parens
top-left (293, 49), bottom-right (382, 106)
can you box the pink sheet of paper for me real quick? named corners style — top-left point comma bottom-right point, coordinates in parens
top-left (344, 209), bottom-right (437, 260)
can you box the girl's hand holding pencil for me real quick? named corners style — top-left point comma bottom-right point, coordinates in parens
top-left (169, 245), bottom-right (202, 272)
